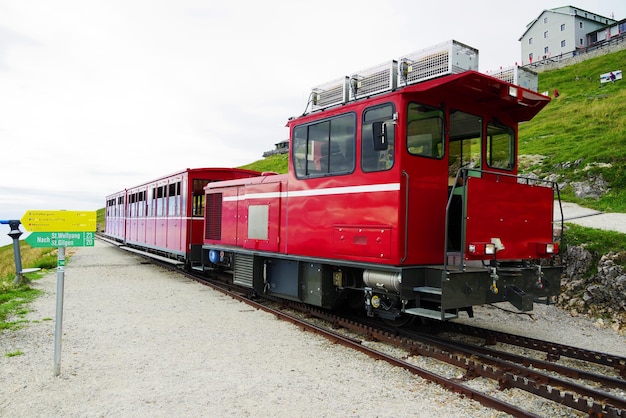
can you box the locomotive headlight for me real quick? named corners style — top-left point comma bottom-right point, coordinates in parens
top-left (536, 242), bottom-right (558, 255)
top-left (485, 243), bottom-right (496, 255)
top-left (468, 244), bottom-right (477, 253)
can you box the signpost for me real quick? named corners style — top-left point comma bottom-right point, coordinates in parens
top-left (20, 210), bottom-right (96, 232)
top-left (21, 210), bottom-right (97, 377)
top-left (25, 232), bottom-right (95, 248)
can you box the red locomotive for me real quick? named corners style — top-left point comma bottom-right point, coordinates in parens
top-left (201, 41), bottom-right (562, 323)
top-left (105, 40), bottom-right (562, 324)
top-left (104, 168), bottom-right (259, 265)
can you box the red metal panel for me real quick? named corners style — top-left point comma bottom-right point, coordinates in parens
top-left (137, 218), bottom-right (146, 244)
top-left (401, 152), bottom-right (449, 266)
top-left (155, 217), bottom-right (167, 248)
top-left (167, 217), bottom-right (182, 252)
top-left (464, 176), bottom-right (554, 260)
top-left (284, 174), bottom-right (401, 264)
top-left (242, 181), bottom-right (281, 252)
top-left (332, 226), bottom-right (391, 259)
top-left (145, 217), bottom-right (156, 246)
top-left (216, 187), bottom-right (241, 246)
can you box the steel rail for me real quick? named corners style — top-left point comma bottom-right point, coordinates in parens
top-left (443, 322), bottom-right (626, 378)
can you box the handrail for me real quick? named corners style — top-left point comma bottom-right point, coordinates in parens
top-left (443, 170), bottom-right (465, 274)
top-left (401, 170), bottom-right (409, 263)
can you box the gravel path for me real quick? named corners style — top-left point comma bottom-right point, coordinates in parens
top-left (1, 241), bottom-right (625, 417)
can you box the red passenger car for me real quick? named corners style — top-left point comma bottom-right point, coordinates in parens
top-left (202, 41), bottom-right (562, 323)
top-left (104, 168), bottom-right (259, 266)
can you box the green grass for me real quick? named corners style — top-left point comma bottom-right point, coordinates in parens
top-left (239, 153), bottom-right (289, 174)
top-left (0, 243), bottom-right (56, 333)
top-left (0, 286), bottom-right (42, 331)
top-left (4, 350), bottom-right (24, 357)
top-left (564, 223), bottom-right (626, 256)
top-left (519, 49), bottom-right (626, 212)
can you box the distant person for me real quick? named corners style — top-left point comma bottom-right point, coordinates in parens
top-left (553, 89), bottom-right (560, 98)
top-left (610, 72), bottom-right (616, 82)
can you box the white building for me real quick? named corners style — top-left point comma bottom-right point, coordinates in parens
top-left (519, 6), bottom-right (616, 65)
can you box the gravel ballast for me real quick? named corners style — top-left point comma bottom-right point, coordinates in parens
top-left (1, 241), bottom-right (625, 417)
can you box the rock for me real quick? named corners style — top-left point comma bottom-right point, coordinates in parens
top-left (560, 247), bottom-right (626, 330)
top-left (570, 173), bottom-right (609, 199)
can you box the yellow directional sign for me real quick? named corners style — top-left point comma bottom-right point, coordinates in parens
top-left (20, 210), bottom-right (97, 232)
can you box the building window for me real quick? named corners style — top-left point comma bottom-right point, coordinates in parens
top-left (561, 24), bottom-right (565, 31)
top-left (529, 53), bottom-right (533, 62)
top-left (544, 31), bottom-right (548, 38)
top-left (580, 38), bottom-right (583, 45)
top-left (528, 37), bottom-right (533, 45)
top-left (580, 22), bottom-right (583, 29)
top-left (544, 46), bottom-right (549, 54)
top-left (544, 17), bottom-right (548, 24)
top-left (561, 40), bottom-right (566, 47)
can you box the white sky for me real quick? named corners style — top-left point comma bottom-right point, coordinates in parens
top-left (1, 0), bottom-right (625, 243)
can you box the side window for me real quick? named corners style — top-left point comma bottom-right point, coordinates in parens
top-left (292, 113), bottom-right (355, 178)
top-left (406, 103), bottom-right (444, 159)
top-left (449, 110), bottom-right (481, 180)
top-left (156, 186), bottom-right (166, 217)
top-left (168, 182), bottom-right (180, 217)
top-left (362, 104), bottom-right (395, 172)
top-left (486, 122), bottom-right (515, 170)
top-left (192, 179), bottom-right (210, 216)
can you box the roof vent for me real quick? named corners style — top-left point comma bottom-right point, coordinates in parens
top-left (349, 60), bottom-right (398, 100)
top-left (311, 77), bottom-right (350, 112)
top-left (398, 40), bottom-right (479, 86)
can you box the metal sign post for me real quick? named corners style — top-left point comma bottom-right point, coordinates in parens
top-left (21, 209), bottom-right (96, 377)
top-left (53, 247), bottom-right (65, 377)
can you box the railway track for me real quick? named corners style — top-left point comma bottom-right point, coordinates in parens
top-left (113, 244), bottom-right (626, 417)
top-left (277, 302), bottom-right (626, 417)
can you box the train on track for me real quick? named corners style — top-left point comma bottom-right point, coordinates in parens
top-left (105, 40), bottom-right (563, 325)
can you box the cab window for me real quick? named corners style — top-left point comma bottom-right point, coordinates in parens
top-left (293, 113), bottom-right (355, 178)
top-left (406, 103), bottom-right (444, 159)
top-left (362, 104), bottom-right (395, 172)
top-left (449, 110), bottom-right (481, 180)
top-left (486, 122), bottom-right (515, 170)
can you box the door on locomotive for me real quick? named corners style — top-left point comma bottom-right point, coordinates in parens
top-left (446, 110), bottom-right (482, 253)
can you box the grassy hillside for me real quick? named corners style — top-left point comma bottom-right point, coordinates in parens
top-left (239, 153), bottom-right (288, 174)
top-left (520, 49), bottom-right (626, 212)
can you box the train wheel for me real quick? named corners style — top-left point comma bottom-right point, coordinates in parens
top-left (382, 314), bottom-right (415, 328)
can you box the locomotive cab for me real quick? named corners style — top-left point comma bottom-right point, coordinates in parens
top-left (202, 40), bottom-right (562, 324)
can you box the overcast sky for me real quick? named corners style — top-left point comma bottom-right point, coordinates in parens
top-left (1, 0), bottom-right (625, 243)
